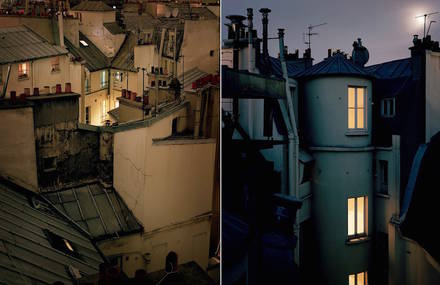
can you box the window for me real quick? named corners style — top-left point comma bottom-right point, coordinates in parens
top-left (172, 117), bottom-right (178, 135)
top-left (101, 70), bottom-right (107, 88)
top-left (379, 160), bottom-right (388, 194)
top-left (348, 196), bottom-right (367, 238)
top-left (349, 271), bottom-right (368, 285)
top-left (348, 87), bottom-right (366, 130)
top-left (381, 98), bottom-right (395, 118)
top-left (115, 100), bottom-right (119, 108)
top-left (51, 57), bottom-right (60, 72)
top-left (44, 229), bottom-right (79, 258)
top-left (210, 50), bottom-right (215, 57)
top-left (42, 157), bottom-right (57, 172)
top-left (18, 62), bottom-right (30, 79)
top-left (80, 40), bottom-right (88, 47)
top-left (115, 71), bottom-right (121, 81)
top-left (85, 106), bottom-right (90, 124)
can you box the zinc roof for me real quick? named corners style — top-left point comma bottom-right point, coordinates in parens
top-left (0, 26), bottom-right (68, 65)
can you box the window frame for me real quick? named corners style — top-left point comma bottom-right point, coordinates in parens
top-left (381, 98), bottom-right (395, 118)
top-left (347, 86), bottom-right (367, 131)
top-left (347, 196), bottom-right (367, 239)
top-left (379, 160), bottom-right (388, 194)
top-left (51, 56), bottom-right (60, 73)
top-left (18, 62), bottom-right (30, 80)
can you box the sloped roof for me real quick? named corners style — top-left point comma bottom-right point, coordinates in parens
top-left (297, 52), bottom-right (370, 79)
top-left (65, 32), bottom-right (110, 72)
top-left (166, 4), bottom-right (218, 20)
top-left (268, 56), bottom-right (308, 78)
top-left (43, 182), bottom-right (143, 240)
top-left (0, 26), bottom-right (68, 64)
top-left (111, 32), bottom-right (137, 71)
top-left (178, 67), bottom-right (208, 92)
top-left (103, 22), bottom-right (124, 35)
top-left (71, 0), bottom-right (114, 12)
top-left (365, 57), bottom-right (412, 79)
top-left (0, 179), bottom-right (103, 285)
top-left (108, 107), bottom-right (119, 121)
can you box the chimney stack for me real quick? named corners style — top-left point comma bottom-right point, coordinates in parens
top-left (260, 8), bottom-right (271, 65)
top-left (247, 8), bottom-right (255, 72)
top-left (328, 48), bottom-right (332, 58)
top-left (226, 15), bottom-right (246, 70)
top-left (58, 1), bottom-right (65, 47)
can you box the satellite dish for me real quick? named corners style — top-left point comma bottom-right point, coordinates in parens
top-left (171, 8), bottom-right (179, 18)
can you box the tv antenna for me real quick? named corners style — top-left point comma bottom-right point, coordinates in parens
top-left (416, 12), bottom-right (439, 37)
top-left (304, 22), bottom-right (327, 51)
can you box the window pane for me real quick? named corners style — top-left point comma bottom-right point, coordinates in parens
top-left (357, 272), bottom-right (364, 285)
top-left (349, 274), bottom-right (355, 285)
top-left (357, 88), bottom-right (364, 108)
top-left (357, 108), bottom-right (364, 129)
top-left (348, 198), bottom-right (355, 235)
top-left (348, 109), bottom-right (355, 129)
top-left (357, 197), bottom-right (364, 234)
top-left (348, 88), bottom-right (355, 108)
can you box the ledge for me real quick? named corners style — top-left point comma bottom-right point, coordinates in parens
top-left (345, 236), bottom-right (371, 245)
top-left (345, 130), bottom-right (369, 136)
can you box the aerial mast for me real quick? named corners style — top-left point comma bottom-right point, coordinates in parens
top-left (416, 12), bottom-right (439, 38)
top-left (304, 22), bottom-right (327, 52)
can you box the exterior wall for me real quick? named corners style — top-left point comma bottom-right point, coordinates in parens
top-left (85, 88), bottom-right (109, 126)
top-left (98, 217), bottom-right (211, 276)
top-left (1, 55), bottom-right (72, 98)
top-left (179, 19), bottom-right (219, 75)
top-left (0, 106), bottom-right (38, 191)
top-left (134, 45), bottom-right (158, 75)
top-left (425, 50), bottom-right (440, 142)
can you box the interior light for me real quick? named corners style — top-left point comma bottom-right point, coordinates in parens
top-left (64, 239), bottom-right (74, 252)
top-left (80, 40), bottom-right (89, 47)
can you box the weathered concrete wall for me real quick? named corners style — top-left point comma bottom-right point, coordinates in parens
top-left (0, 105), bottom-right (38, 191)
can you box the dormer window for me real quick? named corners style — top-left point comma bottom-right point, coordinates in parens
top-left (51, 57), bottom-right (60, 72)
top-left (18, 62), bottom-right (30, 79)
top-left (348, 86), bottom-right (366, 130)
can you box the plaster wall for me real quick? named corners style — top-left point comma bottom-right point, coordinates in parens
top-left (425, 50), bottom-right (440, 142)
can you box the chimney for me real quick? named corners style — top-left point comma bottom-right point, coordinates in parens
top-left (58, 1), bottom-right (65, 47)
top-left (247, 8), bottom-right (255, 72)
top-left (226, 15), bottom-right (246, 70)
top-left (328, 48), bottom-right (332, 58)
top-left (33, 87), bottom-right (39, 96)
top-left (65, 82), bottom-right (71, 93)
top-left (260, 8), bottom-right (271, 65)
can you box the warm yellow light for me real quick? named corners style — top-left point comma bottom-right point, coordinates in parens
top-left (348, 198), bottom-right (355, 235)
top-left (349, 274), bottom-right (355, 285)
top-left (357, 109), bottom-right (364, 128)
top-left (64, 239), bottom-right (74, 252)
top-left (357, 197), bottom-right (365, 234)
top-left (348, 87), bottom-right (355, 108)
top-left (357, 272), bottom-right (365, 285)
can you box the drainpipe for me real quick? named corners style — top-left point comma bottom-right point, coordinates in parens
top-left (247, 8), bottom-right (255, 73)
top-left (1, 64), bottom-right (11, 99)
top-left (278, 29), bottom-right (299, 199)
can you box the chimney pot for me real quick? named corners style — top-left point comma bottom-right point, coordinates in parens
top-left (24, 88), bottom-right (30, 96)
top-left (56, 84), bottom-right (62, 94)
top-left (131, 92), bottom-right (137, 101)
top-left (10, 91), bottom-right (17, 102)
top-left (328, 48), bottom-right (332, 58)
top-left (33, 87), bottom-right (39, 96)
top-left (65, 82), bottom-right (71, 93)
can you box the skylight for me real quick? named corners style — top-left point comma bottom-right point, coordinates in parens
top-left (80, 40), bottom-right (89, 47)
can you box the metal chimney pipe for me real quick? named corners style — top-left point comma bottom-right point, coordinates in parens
top-left (226, 15), bottom-right (246, 70)
top-left (260, 8), bottom-right (271, 63)
top-left (247, 8), bottom-right (255, 72)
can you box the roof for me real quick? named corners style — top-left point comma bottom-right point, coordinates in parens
top-left (0, 179), bottom-right (103, 285)
top-left (365, 57), bottom-right (412, 79)
top-left (178, 67), bottom-right (208, 92)
top-left (43, 182), bottom-right (143, 241)
top-left (297, 52), bottom-right (370, 79)
top-left (108, 107), bottom-right (119, 121)
top-left (65, 32), bottom-right (110, 72)
top-left (111, 32), bottom-right (136, 72)
top-left (71, 0), bottom-right (114, 12)
top-left (166, 5), bottom-right (218, 20)
top-left (267, 56), bottom-right (308, 78)
top-left (147, 261), bottom-right (215, 285)
top-left (0, 26), bottom-right (68, 65)
top-left (103, 22), bottom-right (124, 35)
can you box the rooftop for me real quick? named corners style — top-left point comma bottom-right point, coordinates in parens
top-left (103, 22), bottom-right (124, 35)
top-left (365, 57), bottom-right (412, 79)
top-left (267, 56), bottom-right (309, 78)
top-left (0, 179), bottom-right (103, 284)
top-left (71, 0), bottom-right (114, 12)
top-left (43, 182), bottom-right (143, 241)
top-left (297, 52), bottom-right (370, 79)
top-left (0, 25), bottom-right (68, 64)
top-left (111, 32), bottom-right (136, 72)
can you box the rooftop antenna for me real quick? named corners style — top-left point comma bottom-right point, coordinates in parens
top-left (304, 22), bottom-right (327, 51)
top-left (427, 20), bottom-right (437, 36)
top-left (416, 12), bottom-right (439, 38)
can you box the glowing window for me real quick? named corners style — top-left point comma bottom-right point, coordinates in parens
top-left (348, 196), bottom-right (367, 237)
top-left (51, 57), bottom-right (60, 72)
top-left (348, 87), bottom-right (366, 130)
top-left (349, 271), bottom-right (368, 285)
top-left (101, 70), bottom-right (107, 88)
top-left (80, 40), bottom-right (88, 47)
top-left (18, 62), bottom-right (30, 79)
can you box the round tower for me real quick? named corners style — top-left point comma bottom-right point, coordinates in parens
top-left (299, 51), bottom-right (373, 284)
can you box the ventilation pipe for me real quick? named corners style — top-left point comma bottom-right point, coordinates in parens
top-left (247, 8), bottom-right (255, 73)
top-left (58, 1), bottom-right (65, 47)
top-left (278, 28), bottom-right (299, 199)
top-left (260, 8), bottom-right (271, 67)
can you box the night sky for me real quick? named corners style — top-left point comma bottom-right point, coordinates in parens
top-left (222, 0), bottom-right (440, 65)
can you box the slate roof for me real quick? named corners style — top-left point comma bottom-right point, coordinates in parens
top-left (43, 182), bottom-right (143, 241)
top-left (71, 0), bottom-right (114, 12)
top-left (0, 26), bottom-right (68, 65)
top-left (111, 32), bottom-right (137, 71)
top-left (103, 22), bottom-right (124, 35)
top-left (267, 56), bottom-right (308, 78)
top-left (65, 32), bottom-right (110, 72)
top-left (296, 52), bottom-right (370, 79)
top-left (0, 179), bottom-right (103, 285)
top-left (365, 57), bottom-right (412, 79)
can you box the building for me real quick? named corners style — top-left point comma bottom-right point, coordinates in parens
top-left (222, 7), bottom-right (440, 285)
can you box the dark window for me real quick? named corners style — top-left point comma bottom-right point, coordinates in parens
top-left (43, 157), bottom-right (57, 172)
top-left (172, 118), bottom-right (178, 135)
top-left (85, 106), bottom-right (90, 124)
top-left (210, 50), bottom-right (215, 57)
top-left (379, 160), bottom-right (388, 194)
top-left (44, 229), bottom-right (79, 258)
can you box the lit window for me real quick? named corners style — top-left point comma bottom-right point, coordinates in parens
top-left (101, 70), bottom-right (107, 88)
top-left (115, 100), bottom-right (119, 108)
top-left (80, 40), bottom-right (88, 47)
top-left (349, 271), bottom-right (368, 285)
top-left (348, 196), bottom-right (367, 237)
top-left (51, 57), bottom-right (60, 72)
top-left (18, 62), bottom-right (30, 79)
top-left (379, 160), bottom-right (388, 194)
top-left (115, 71), bottom-right (121, 81)
top-left (348, 87), bottom-right (366, 130)
top-left (44, 229), bottom-right (78, 257)
top-left (381, 98), bottom-right (395, 118)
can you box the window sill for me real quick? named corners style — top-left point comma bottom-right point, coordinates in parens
top-left (375, 192), bottom-right (390, 199)
top-left (345, 130), bottom-right (368, 136)
top-left (346, 236), bottom-right (371, 245)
